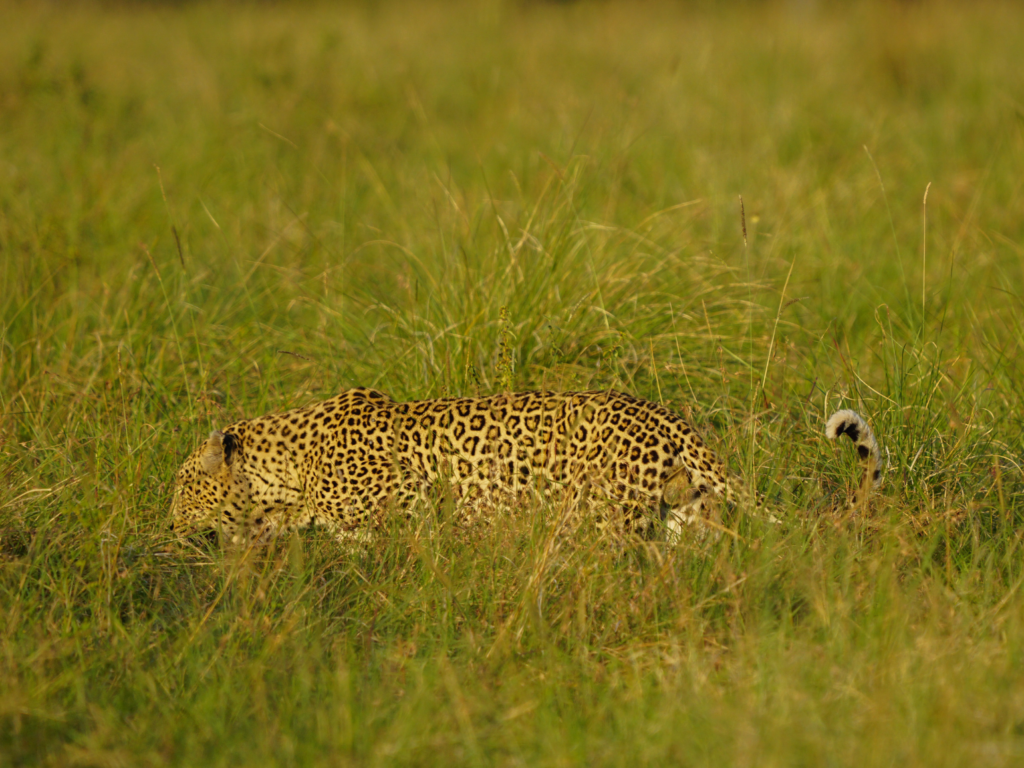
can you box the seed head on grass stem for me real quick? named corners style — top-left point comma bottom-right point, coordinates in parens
top-left (497, 306), bottom-right (516, 392)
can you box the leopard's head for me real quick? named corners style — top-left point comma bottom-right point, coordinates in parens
top-left (170, 430), bottom-right (252, 538)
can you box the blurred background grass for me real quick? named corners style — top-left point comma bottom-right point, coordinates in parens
top-left (2, 0), bottom-right (1024, 765)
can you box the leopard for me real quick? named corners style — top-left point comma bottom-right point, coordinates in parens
top-left (169, 388), bottom-right (882, 542)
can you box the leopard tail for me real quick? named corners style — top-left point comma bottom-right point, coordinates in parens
top-left (825, 409), bottom-right (882, 504)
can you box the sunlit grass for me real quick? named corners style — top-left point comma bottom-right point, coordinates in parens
top-left (2, 0), bottom-right (1024, 764)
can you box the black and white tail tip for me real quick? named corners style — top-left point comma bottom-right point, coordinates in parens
top-left (825, 409), bottom-right (882, 497)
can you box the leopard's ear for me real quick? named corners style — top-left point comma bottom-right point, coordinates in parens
top-left (222, 432), bottom-right (238, 465)
top-left (200, 431), bottom-right (227, 474)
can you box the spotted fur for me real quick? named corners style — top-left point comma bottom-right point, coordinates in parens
top-left (825, 409), bottom-right (882, 503)
top-left (170, 388), bottom-right (881, 540)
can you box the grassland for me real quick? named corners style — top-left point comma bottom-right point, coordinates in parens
top-left (2, 0), bottom-right (1024, 764)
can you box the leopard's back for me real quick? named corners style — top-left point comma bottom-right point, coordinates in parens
top-left (387, 389), bottom-right (730, 531)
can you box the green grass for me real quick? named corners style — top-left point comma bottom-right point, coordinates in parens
top-left (3, 0), bottom-right (1024, 764)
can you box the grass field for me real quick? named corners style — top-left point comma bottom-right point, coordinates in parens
top-left (3, 0), bottom-right (1024, 764)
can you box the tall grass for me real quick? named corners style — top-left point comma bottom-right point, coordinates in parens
top-left (2, 0), bottom-right (1024, 764)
